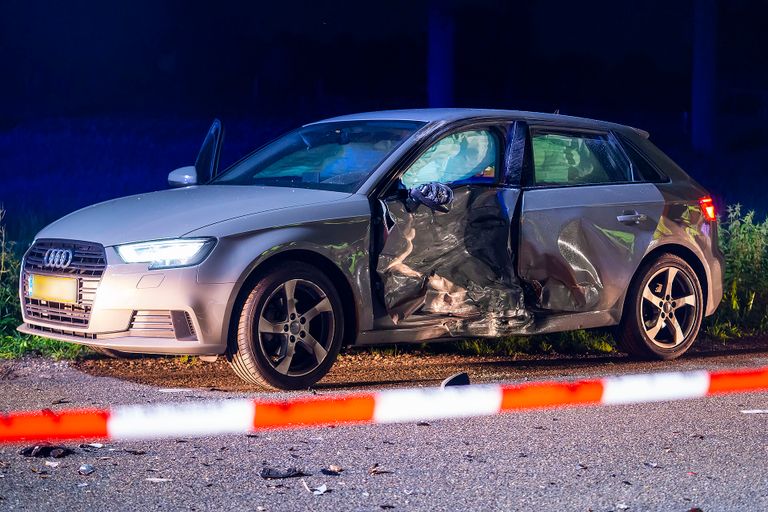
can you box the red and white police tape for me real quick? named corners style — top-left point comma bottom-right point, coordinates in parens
top-left (2, 366), bottom-right (768, 444)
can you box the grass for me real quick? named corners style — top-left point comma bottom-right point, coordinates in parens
top-left (0, 207), bottom-right (89, 359)
top-left (0, 334), bottom-right (86, 360)
top-left (1, 202), bottom-right (766, 361)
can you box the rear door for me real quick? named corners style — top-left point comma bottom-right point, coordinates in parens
top-left (373, 122), bottom-right (531, 336)
top-left (518, 126), bottom-right (665, 314)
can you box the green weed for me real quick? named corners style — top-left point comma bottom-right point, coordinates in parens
top-left (705, 205), bottom-right (768, 339)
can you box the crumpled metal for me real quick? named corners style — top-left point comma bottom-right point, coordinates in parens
top-left (376, 186), bottom-right (531, 336)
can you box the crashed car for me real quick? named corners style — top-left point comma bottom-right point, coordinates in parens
top-left (19, 109), bottom-right (723, 389)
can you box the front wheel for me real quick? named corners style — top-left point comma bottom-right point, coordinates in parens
top-left (615, 254), bottom-right (703, 360)
top-left (226, 261), bottom-right (344, 390)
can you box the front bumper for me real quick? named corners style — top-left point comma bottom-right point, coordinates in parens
top-left (19, 245), bottom-right (233, 355)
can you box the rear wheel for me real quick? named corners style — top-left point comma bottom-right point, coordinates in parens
top-left (226, 262), bottom-right (344, 390)
top-left (615, 254), bottom-right (703, 360)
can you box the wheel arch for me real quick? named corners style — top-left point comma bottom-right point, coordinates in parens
top-left (224, 249), bottom-right (359, 352)
top-left (621, 243), bottom-right (709, 319)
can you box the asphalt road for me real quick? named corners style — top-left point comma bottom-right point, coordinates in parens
top-left (1, 343), bottom-right (768, 511)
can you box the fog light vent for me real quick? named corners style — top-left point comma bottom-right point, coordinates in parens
top-left (170, 311), bottom-right (198, 341)
top-left (129, 311), bottom-right (175, 338)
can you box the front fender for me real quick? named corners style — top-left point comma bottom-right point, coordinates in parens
top-left (191, 199), bottom-right (373, 347)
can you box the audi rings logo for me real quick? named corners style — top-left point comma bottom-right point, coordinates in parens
top-left (43, 249), bottom-right (74, 269)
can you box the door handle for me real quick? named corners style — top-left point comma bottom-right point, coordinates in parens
top-left (616, 211), bottom-right (648, 224)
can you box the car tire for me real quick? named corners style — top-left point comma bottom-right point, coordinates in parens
top-left (616, 253), bottom-right (704, 360)
top-left (226, 261), bottom-right (344, 390)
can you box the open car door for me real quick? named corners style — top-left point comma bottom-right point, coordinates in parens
top-left (373, 122), bottom-right (531, 338)
top-left (195, 119), bottom-right (224, 182)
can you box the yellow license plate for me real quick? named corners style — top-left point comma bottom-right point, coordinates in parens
top-left (27, 274), bottom-right (78, 304)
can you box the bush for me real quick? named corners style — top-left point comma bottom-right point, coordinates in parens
top-left (0, 208), bottom-right (22, 336)
top-left (705, 204), bottom-right (768, 337)
top-left (0, 207), bottom-right (86, 359)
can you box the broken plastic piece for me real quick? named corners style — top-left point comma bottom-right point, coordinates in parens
top-left (368, 463), bottom-right (392, 475)
top-left (302, 480), bottom-right (329, 495)
top-left (78, 464), bottom-right (95, 475)
top-left (321, 464), bottom-right (343, 476)
top-left (259, 467), bottom-right (310, 479)
top-left (19, 444), bottom-right (74, 458)
top-left (441, 372), bottom-right (470, 388)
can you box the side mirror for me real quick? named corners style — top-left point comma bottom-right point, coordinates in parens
top-left (168, 166), bottom-right (198, 188)
top-left (407, 182), bottom-right (453, 213)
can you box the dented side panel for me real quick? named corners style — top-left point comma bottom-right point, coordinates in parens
top-left (375, 186), bottom-right (531, 337)
top-left (519, 183), bottom-right (665, 314)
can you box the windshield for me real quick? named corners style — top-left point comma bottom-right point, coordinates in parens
top-left (212, 120), bottom-right (425, 192)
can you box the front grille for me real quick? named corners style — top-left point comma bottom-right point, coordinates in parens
top-left (24, 239), bottom-right (106, 277)
top-left (22, 239), bottom-right (107, 328)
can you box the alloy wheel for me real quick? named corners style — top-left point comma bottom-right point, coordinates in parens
top-left (640, 266), bottom-right (698, 348)
top-left (256, 278), bottom-right (335, 377)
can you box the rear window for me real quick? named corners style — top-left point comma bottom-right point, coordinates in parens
top-left (618, 137), bottom-right (667, 183)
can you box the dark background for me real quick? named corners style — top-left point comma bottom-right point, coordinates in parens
top-left (1, 0), bottom-right (766, 244)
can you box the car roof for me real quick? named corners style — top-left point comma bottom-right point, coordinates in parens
top-left (308, 108), bottom-right (649, 138)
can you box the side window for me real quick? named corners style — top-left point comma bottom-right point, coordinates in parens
top-left (619, 137), bottom-right (667, 183)
top-left (401, 130), bottom-right (498, 188)
top-left (530, 131), bottom-right (631, 186)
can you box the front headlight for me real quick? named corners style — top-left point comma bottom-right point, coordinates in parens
top-left (116, 238), bottom-right (216, 269)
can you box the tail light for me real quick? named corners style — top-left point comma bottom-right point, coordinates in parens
top-left (699, 196), bottom-right (716, 221)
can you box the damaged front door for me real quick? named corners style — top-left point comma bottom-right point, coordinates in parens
top-left (375, 126), bottom-right (530, 338)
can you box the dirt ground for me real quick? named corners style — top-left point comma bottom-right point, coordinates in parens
top-left (72, 336), bottom-right (768, 392)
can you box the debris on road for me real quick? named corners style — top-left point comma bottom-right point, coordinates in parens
top-left (44, 461), bottom-right (60, 468)
top-left (146, 477), bottom-right (172, 483)
top-left (301, 480), bottom-right (329, 495)
top-left (260, 467), bottom-right (310, 479)
top-left (320, 465), bottom-right (343, 476)
top-left (368, 463), bottom-right (392, 475)
top-left (19, 444), bottom-right (73, 458)
top-left (123, 449), bottom-right (146, 455)
top-left (441, 371), bottom-right (470, 388)
top-left (79, 443), bottom-right (104, 452)
top-left (78, 464), bottom-right (95, 476)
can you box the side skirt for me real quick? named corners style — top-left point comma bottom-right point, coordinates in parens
top-left (353, 309), bottom-right (620, 346)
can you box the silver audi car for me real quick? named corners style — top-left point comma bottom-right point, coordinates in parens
top-left (19, 109), bottom-right (723, 389)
